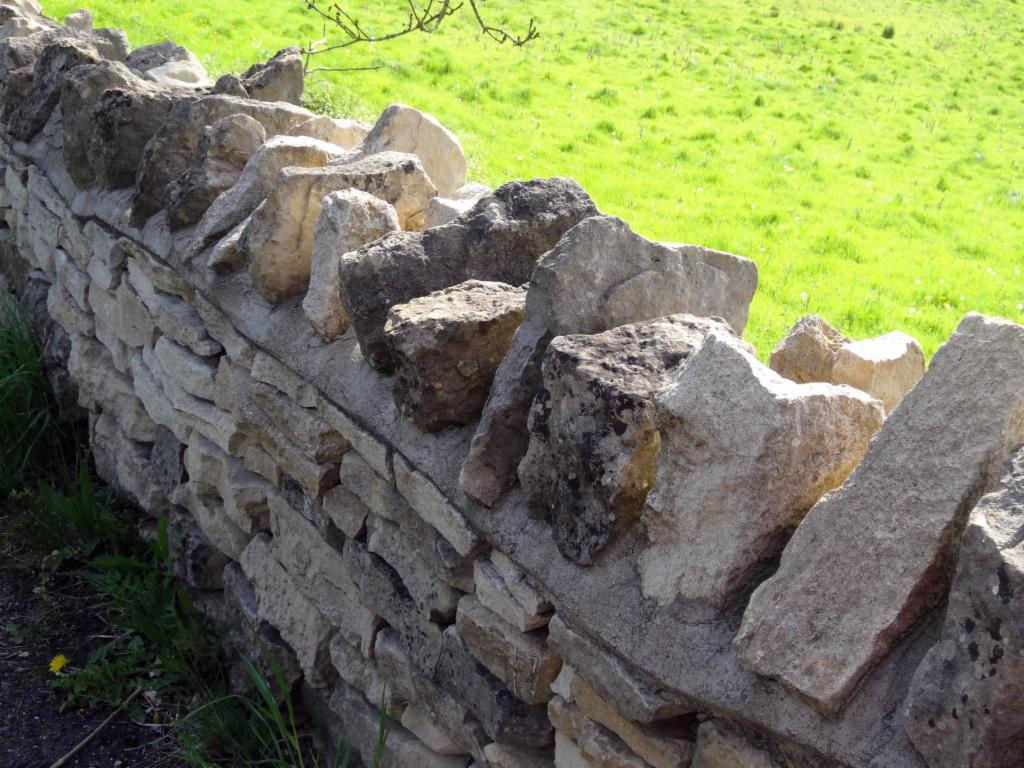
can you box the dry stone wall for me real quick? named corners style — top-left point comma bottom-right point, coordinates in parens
top-left (0, 4), bottom-right (1021, 768)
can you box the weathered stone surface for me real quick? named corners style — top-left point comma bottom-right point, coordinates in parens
top-left (520, 314), bottom-right (740, 565)
top-left (401, 704), bottom-right (466, 756)
top-left (90, 411), bottom-right (169, 515)
top-left (769, 314), bottom-right (850, 385)
top-left (127, 259), bottom-right (221, 355)
top-left (302, 188), bottom-right (399, 341)
top-left (484, 743), bottom-right (554, 768)
top-left (237, 47), bottom-right (303, 105)
top-left (149, 426), bottom-right (184, 494)
top-left (385, 280), bottom-right (526, 430)
top-left (68, 334), bottom-right (156, 440)
top-left (474, 557), bottom-right (551, 632)
top-left (395, 452), bottom-right (481, 557)
top-left (548, 694), bottom-right (584, 737)
top-left (329, 681), bottom-right (468, 768)
top-left (152, 335), bottom-right (218, 401)
top-left (168, 509), bottom-right (230, 591)
top-left (188, 134), bottom-right (346, 262)
top-left (435, 625), bottom-right (554, 747)
top-left (339, 177), bottom-right (596, 372)
top-left (640, 331), bottom-right (885, 607)
top-left (664, 243), bottom-right (759, 335)
top-left (462, 214), bottom-right (757, 507)
top-left (456, 596), bottom-right (562, 705)
top-left (289, 114), bottom-right (370, 149)
top-left (547, 616), bottom-right (691, 723)
top-left (133, 94), bottom-right (313, 224)
top-left (9, 38), bottom-right (101, 140)
top-left (416, 194), bottom-right (480, 230)
top-left (243, 152), bottom-right (434, 302)
top-left (59, 59), bottom-right (139, 187)
top-left (554, 732), bottom-right (588, 768)
top-left (571, 675), bottom-right (694, 768)
top-left (166, 113), bottom-right (266, 229)
top-left (124, 41), bottom-right (202, 80)
top-left (736, 314), bottom-right (1024, 717)
top-left (576, 719), bottom-right (648, 768)
top-left (137, 53), bottom-right (210, 88)
top-left (63, 9), bottom-right (91, 31)
top-left (88, 82), bottom-right (179, 189)
top-left (361, 103), bottom-right (466, 198)
top-left (904, 445), bottom-right (1024, 768)
top-left (321, 484), bottom-right (368, 539)
top-left (329, 633), bottom-right (400, 715)
top-left (239, 533), bottom-right (335, 688)
top-left (691, 721), bottom-right (781, 768)
top-left (831, 331), bottom-right (925, 414)
top-left (251, 381), bottom-right (348, 463)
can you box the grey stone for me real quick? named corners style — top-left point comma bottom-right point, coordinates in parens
top-left (462, 215), bottom-right (757, 508)
top-left (168, 508), bottom-right (230, 591)
top-left (519, 314), bottom-right (739, 565)
top-left (9, 38), bottom-right (101, 141)
top-left (736, 314), bottom-right (1024, 717)
top-left (166, 113), bottom-right (267, 230)
top-left (289, 114), bottom-right (370, 149)
top-left (768, 314), bottom-right (849, 384)
top-left (340, 177), bottom-right (596, 372)
top-left (238, 47), bottom-right (303, 105)
top-left (385, 280), bottom-right (526, 430)
top-left (831, 331), bottom-right (926, 414)
top-left (691, 721), bottom-right (781, 768)
top-left (474, 557), bottom-right (551, 632)
top-left (640, 331), bottom-right (885, 608)
top-left (904, 445), bottom-right (1024, 768)
top-left (149, 426), bottom-right (184, 495)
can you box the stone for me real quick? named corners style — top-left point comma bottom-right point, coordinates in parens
top-left (360, 103), bottom-right (467, 197)
top-left (768, 313), bottom-right (849, 384)
top-left (474, 557), bottom-right (551, 632)
top-left (239, 533), bottom-right (335, 688)
top-left (831, 331), bottom-right (926, 413)
top-left (152, 335), bottom-right (218, 401)
top-left (576, 720), bottom-right (648, 768)
top-left (691, 721), bottom-right (781, 768)
top-left (417, 195), bottom-right (477, 229)
top-left (211, 72), bottom-right (246, 98)
top-left (546, 616), bottom-right (691, 723)
top-left (640, 331), bottom-right (885, 607)
top-left (664, 243), bottom-right (759, 335)
top-left (321, 484), bottom-right (368, 539)
top-left (904, 445), bottom-right (1024, 768)
top-left (394, 453), bottom-right (482, 557)
top-left (9, 38), bottom-right (101, 141)
top-left (124, 41), bottom-right (201, 77)
top-left (483, 743), bottom-right (554, 768)
top-left (329, 634), bottom-right (400, 715)
top-left (179, 434), bottom-right (272, 537)
top-left (401, 704), bottom-right (466, 755)
top-left (168, 509), bottom-right (230, 591)
top-left (237, 47), bottom-right (303, 105)
top-left (339, 177), bottom-right (596, 372)
top-left (59, 59), bottom-right (140, 187)
top-left (68, 334), bottom-right (156, 441)
top-left (132, 94), bottom-right (314, 224)
top-left (520, 314), bottom-right (741, 565)
top-left (329, 681), bottom-right (469, 768)
top-left (89, 83), bottom-right (180, 189)
top-left (251, 381), bottom-right (348, 463)
top-left (126, 259), bottom-right (221, 356)
top-left (435, 625), bottom-right (554, 747)
top-left (462, 214), bottom-right (758, 508)
top-left (549, 667), bottom-right (576, 704)
top-left (554, 733), bottom-right (588, 768)
top-left (490, 550), bottom-right (552, 617)
top-left (243, 152), bottom-right (435, 303)
top-left (166, 113), bottom-right (267, 230)
top-left (187, 134), bottom-right (347, 261)
top-left (570, 675), bottom-right (694, 768)
top-left (250, 350), bottom-right (319, 408)
top-left (289, 114), bottom-right (370, 149)
top-left (456, 596), bottom-right (562, 706)
top-left (302, 188), bottom-right (399, 341)
top-left (149, 426), bottom-right (184, 494)
top-left (735, 314), bottom-right (1024, 717)
top-left (317, 397), bottom-right (391, 479)
top-left (139, 56), bottom-right (211, 89)
top-left (384, 280), bottom-right (526, 430)
top-left (63, 10), bottom-right (91, 31)
top-left (89, 411), bottom-right (170, 515)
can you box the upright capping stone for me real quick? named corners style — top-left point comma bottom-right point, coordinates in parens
top-left (735, 314), bottom-right (1024, 717)
top-left (237, 47), bottom-right (303, 105)
top-left (9, 38), bottom-right (101, 140)
top-left (768, 313), bottom-right (849, 384)
top-left (519, 314), bottom-right (740, 565)
top-left (462, 214), bottom-right (758, 508)
top-left (904, 444), bottom-right (1024, 768)
top-left (384, 280), bottom-right (527, 430)
top-left (639, 331), bottom-right (885, 607)
top-left (339, 177), bottom-right (597, 372)
top-left (831, 330), bottom-right (926, 414)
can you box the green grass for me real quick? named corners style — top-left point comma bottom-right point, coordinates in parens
top-left (43, 0), bottom-right (1024, 357)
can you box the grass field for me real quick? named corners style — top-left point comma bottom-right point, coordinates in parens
top-left (43, 0), bottom-right (1024, 356)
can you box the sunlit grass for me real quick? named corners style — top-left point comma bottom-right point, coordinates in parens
top-left (44, 0), bottom-right (1024, 357)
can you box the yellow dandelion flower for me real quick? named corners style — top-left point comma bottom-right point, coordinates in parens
top-left (49, 654), bottom-right (69, 674)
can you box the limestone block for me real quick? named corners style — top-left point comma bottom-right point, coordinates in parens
top-left (571, 675), bottom-right (694, 768)
top-left (691, 721), bottom-right (781, 768)
top-left (127, 259), bottom-right (221, 356)
top-left (302, 188), bottom-right (399, 342)
top-left (168, 509), bottom-right (229, 591)
top-left (401, 704), bottom-right (466, 756)
top-left (474, 557), bottom-right (551, 632)
top-left (395, 452), bottom-right (482, 557)
top-left (141, 57), bottom-right (211, 89)
top-left (483, 743), bottom-right (553, 768)
top-left (68, 334), bottom-right (155, 442)
top-left (665, 243), bottom-right (759, 335)
top-left (53, 248), bottom-right (88, 310)
top-left (768, 313), bottom-right (848, 384)
top-left (905, 445), bottom-right (1024, 768)
top-left (321, 484), bottom-right (368, 539)
top-left (192, 291), bottom-right (256, 367)
top-left (546, 616), bottom-right (691, 723)
top-left (462, 214), bottom-right (758, 508)
top-left (490, 551), bottom-right (552, 618)
top-left (554, 733), bottom-right (588, 768)
top-left (549, 665), bottom-right (575, 703)
top-left (90, 411), bottom-right (169, 515)
top-left (831, 330), bottom-right (925, 413)
top-left (153, 335), bottom-right (218, 402)
top-left (240, 534), bottom-right (335, 688)
top-left (251, 381), bottom-right (348, 463)
top-left (250, 350), bottom-right (318, 407)
top-left (361, 103), bottom-right (466, 198)
top-left (576, 720), bottom-right (647, 768)
top-left (318, 397), bottom-right (391, 478)
top-left (736, 314), bottom-right (1024, 717)
top-left (414, 194), bottom-right (477, 229)
top-left (47, 280), bottom-right (93, 337)
top-left (149, 427), bottom-right (184, 494)
top-left (243, 152), bottom-right (436, 302)
top-left (456, 596), bottom-right (561, 706)
top-left (63, 9), bottom-right (91, 31)
top-left (548, 696), bottom-right (585, 739)
top-left (385, 280), bottom-right (526, 430)
top-left (181, 433), bottom-right (272, 536)
top-left (520, 314), bottom-right (740, 565)
top-left (166, 113), bottom-right (266, 230)
top-left (339, 177), bottom-right (596, 372)
top-left (640, 332), bottom-right (885, 607)
top-left (9, 38), bottom-right (101, 140)
top-left (329, 633), bottom-right (401, 716)
top-left (237, 47), bottom-right (303, 105)
top-left (125, 41), bottom-right (202, 79)
top-left (172, 484), bottom-right (249, 561)
top-left (289, 114), bottom-right (370, 149)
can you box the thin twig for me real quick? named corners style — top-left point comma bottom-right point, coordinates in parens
top-left (47, 685), bottom-right (144, 768)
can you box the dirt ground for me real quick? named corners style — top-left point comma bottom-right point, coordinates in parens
top-left (0, 550), bottom-right (169, 768)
